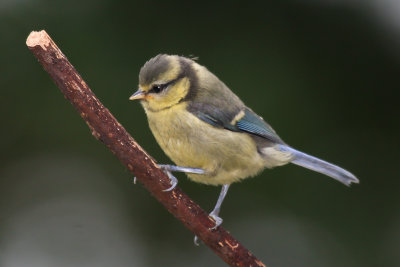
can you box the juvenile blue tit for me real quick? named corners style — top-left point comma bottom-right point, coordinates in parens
top-left (130, 54), bottom-right (359, 229)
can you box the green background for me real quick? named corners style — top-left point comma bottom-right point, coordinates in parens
top-left (1, 1), bottom-right (399, 266)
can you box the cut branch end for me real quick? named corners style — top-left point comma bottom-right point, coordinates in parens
top-left (26, 30), bottom-right (50, 50)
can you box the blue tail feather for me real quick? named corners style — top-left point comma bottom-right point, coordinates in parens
top-left (278, 145), bottom-right (359, 186)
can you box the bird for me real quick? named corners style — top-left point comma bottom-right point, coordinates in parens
top-left (129, 54), bottom-right (359, 232)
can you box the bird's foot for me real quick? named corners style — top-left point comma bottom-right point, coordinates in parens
top-left (209, 211), bottom-right (223, 230)
top-left (158, 164), bottom-right (205, 192)
top-left (193, 184), bottom-right (230, 246)
top-left (193, 210), bottom-right (224, 246)
top-left (162, 170), bottom-right (178, 192)
top-left (194, 235), bottom-right (200, 246)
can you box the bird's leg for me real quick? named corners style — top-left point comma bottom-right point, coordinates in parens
top-left (132, 165), bottom-right (205, 190)
top-left (194, 184), bottom-right (230, 245)
top-left (209, 184), bottom-right (230, 229)
top-left (159, 164), bottom-right (205, 174)
top-left (158, 164), bottom-right (206, 192)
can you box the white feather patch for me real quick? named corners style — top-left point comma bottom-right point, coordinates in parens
top-left (261, 146), bottom-right (293, 168)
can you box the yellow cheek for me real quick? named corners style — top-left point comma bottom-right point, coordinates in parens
top-left (143, 78), bottom-right (190, 111)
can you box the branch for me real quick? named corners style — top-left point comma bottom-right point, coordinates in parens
top-left (26, 30), bottom-right (266, 267)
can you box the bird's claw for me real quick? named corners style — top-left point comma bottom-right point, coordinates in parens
top-left (192, 212), bottom-right (223, 246)
top-left (209, 212), bottom-right (223, 230)
top-left (194, 235), bottom-right (200, 246)
top-left (162, 170), bottom-right (178, 192)
top-left (158, 164), bottom-right (207, 192)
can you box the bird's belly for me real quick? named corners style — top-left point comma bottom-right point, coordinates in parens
top-left (146, 105), bottom-right (266, 185)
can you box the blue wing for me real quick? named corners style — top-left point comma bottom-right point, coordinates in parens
top-left (235, 108), bottom-right (282, 143)
top-left (193, 107), bottom-right (283, 144)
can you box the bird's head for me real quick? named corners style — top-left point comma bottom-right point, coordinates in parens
top-left (130, 54), bottom-right (197, 112)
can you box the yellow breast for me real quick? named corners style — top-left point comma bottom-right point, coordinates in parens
top-left (144, 102), bottom-right (266, 185)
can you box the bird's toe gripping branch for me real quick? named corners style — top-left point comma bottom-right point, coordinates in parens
top-left (158, 164), bottom-right (205, 192)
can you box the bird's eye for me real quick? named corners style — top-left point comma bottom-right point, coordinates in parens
top-left (151, 84), bottom-right (166, 94)
top-left (150, 78), bottom-right (179, 94)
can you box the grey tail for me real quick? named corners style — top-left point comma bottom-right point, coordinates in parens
top-left (278, 145), bottom-right (359, 186)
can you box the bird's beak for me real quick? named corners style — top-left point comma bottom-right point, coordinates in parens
top-left (129, 89), bottom-right (146, 100)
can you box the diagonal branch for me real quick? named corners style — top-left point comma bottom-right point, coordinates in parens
top-left (26, 30), bottom-right (266, 267)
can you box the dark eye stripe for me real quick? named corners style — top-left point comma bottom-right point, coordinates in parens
top-left (149, 78), bottom-right (180, 94)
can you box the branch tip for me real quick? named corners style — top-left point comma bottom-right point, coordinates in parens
top-left (26, 30), bottom-right (50, 50)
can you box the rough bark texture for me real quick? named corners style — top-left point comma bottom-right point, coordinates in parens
top-left (26, 30), bottom-right (266, 267)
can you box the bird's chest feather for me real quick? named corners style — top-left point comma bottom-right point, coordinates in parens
top-left (145, 103), bottom-right (210, 168)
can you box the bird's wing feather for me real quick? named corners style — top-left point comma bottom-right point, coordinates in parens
top-left (191, 105), bottom-right (282, 144)
top-left (236, 108), bottom-right (282, 143)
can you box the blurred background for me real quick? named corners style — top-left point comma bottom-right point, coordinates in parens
top-left (1, 1), bottom-right (399, 266)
